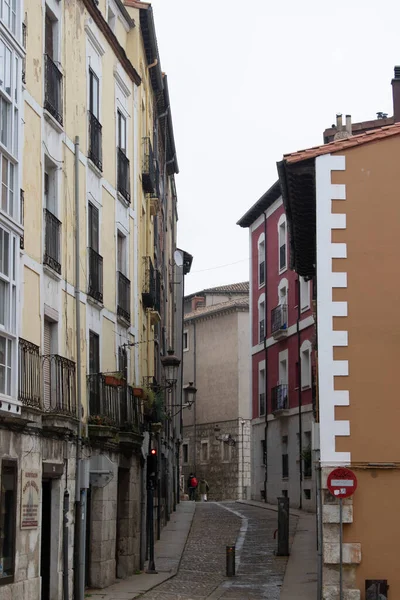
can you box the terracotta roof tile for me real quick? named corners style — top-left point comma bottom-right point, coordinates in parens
top-left (185, 282), bottom-right (249, 300)
top-left (184, 297), bottom-right (249, 322)
top-left (284, 122), bottom-right (400, 164)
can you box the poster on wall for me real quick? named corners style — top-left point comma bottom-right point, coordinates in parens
top-left (20, 470), bottom-right (40, 529)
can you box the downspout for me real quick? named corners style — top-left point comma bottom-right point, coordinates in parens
top-left (73, 136), bottom-right (84, 600)
top-left (177, 263), bottom-right (185, 505)
top-left (263, 212), bottom-right (268, 503)
top-left (297, 278), bottom-right (303, 509)
top-left (193, 321), bottom-right (197, 475)
top-left (63, 490), bottom-right (69, 600)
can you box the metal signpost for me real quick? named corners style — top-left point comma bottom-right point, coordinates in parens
top-left (327, 467), bottom-right (358, 600)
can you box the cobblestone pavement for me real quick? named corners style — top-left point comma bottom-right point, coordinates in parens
top-left (139, 502), bottom-right (298, 600)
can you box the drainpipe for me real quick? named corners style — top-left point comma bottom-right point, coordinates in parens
top-left (297, 277), bottom-right (303, 510)
top-left (193, 321), bottom-right (197, 476)
top-left (263, 212), bottom-right (268, 503)
top-left (316, 450), bottom-right (323, 599)
top-left (63, 489), bottom-right (69, 600)
top-left (73, 136), bottom-right (85, 600)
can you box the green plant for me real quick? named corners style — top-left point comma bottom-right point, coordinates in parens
top-left (88, 414), bottom-right (115, 427)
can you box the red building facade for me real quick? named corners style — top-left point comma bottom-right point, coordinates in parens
top-left (238, 182), bottom-right (315, 509)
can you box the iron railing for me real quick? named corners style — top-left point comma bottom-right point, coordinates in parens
top-left (44, 54), bottom-right (63, 125)
top-left (117, 147), bottom-right (130, 203)
top-left (22, 23), bottom-right (27, 84)
top-left (42, 354), bottom-right (76, 416)
top-left (142, 137), bottom-right (156, 193)
top-left (155, 268), bottom-right (161, 314)
top-left (271, 304), bottom-right (288, 334)
top-left (259, 261), bottom-right (265, 286)
top-left (142, 256), bottom-right (156, 309)
top-left (44, 209), bottom-right (61, 274)
top-left (259, 319), bottom-right (265, 343)
top-left (18, 338), bottom-right (41, 409)
top-left (88, 111), bottom-right (102, 171)
top-left (259, 392), bottom-right (265, 416)
top-left (88, 247), bottom-right (103, 303)
top-left (117, 271), bottom-right (131, 322)
top-left (87, 374), bottom-right (142, 431)
top-left (279, 243), bottom-right (286, 270)
top-left (271, 383), bottom-right (289, 413)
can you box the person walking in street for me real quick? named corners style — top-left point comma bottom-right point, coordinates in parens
top-left (187, 472), bottom-right (198, 501)
top-left (199, 478), bottom-right (209, 502)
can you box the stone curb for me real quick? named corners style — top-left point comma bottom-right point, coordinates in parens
top-left (236, 498), bottom-right (306, 518)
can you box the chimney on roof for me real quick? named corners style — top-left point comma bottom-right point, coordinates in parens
top-left (333, 113), bottom-right (352, 140)
top-left (392, 66), bottom-right (400, 122)
top-left (345, 115), bottom-right (352, 135)
top-left (192, 296), bottom-right (205, 312)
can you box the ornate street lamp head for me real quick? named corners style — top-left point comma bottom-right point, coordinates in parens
top-left (160, 348), bottom-right (181, 387)
top-left (183, 381), bottom-right (197, 408)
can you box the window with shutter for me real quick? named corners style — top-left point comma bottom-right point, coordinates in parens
top-left (45, 12), bottom-right (53, 59)
top-left (88, 203), bottom-right (99, 253)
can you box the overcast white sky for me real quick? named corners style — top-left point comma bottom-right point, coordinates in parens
top-left (150, 0), bottom-right (398, 295)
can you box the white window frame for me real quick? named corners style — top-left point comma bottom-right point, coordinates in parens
top-left (0, 224), bottom-right (17, 399)
top-left (300, 340), bottom-right (312, 390)
top-left (0, 0), bottom-right (17, 36)
top-left (183, 329), bottom-right (189, 352)
top-left (278, 214), bottom-right (287, 274)
top-left (258, 293), bottom-right (265, 344)
top-left (300, 276), bottom-right (310, 312)
top-left (257, 233), bottom-right (265, 288)
top-left (278, 349), bottom-right (288, 403)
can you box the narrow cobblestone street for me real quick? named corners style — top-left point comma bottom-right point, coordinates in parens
top-left (139, 502), bottom-right (297, 600)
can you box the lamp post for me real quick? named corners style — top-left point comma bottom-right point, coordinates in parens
top-left (147, 348), bottom-right (180, 573)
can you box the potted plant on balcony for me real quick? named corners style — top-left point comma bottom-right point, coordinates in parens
top-left (88, 414), bottom-right (117, 440)
top-left (132, 385), bottom-right (145, 398)
top-left (104, 372), bottom-right (125, 387)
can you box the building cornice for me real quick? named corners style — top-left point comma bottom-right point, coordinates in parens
top-left (81, 0), bottom-right (141, 87)
top-left (185, 303), bottom-right (249, 325)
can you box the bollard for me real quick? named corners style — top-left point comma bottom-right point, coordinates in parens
top-left (277, 496), bottom-right (289, 556)
top-left (226, 545), bottom-right (235, 577)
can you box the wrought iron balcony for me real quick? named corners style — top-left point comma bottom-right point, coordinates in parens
top-left (42, 354), bottom-right (76, 416)
top-left (259, 319), bottom-right (265, 343)
top-left (87, 374), bottom-right (142, 432)
top-left (271, 384), bottom-right (289, 414)
top-left (44, 208), bottom-right (61, 274)
top-left (44, 54), bottom-right (63, 125)
top-left (117, 271), bottom-right (131, 323)
top-left (271, 304), bottom-right (288, 339)
top-left (142, 256), bottom-right (156, 309)
top-left (259, 261), bottom-right (265, 286)
top-left (88, 247), bottom-right (103, 303)
top-left (155, 268), bottom-right (161, 314)
top-left (142, 137), bottom-right (156, 194)
top-left (18, 338), bottom-right (41, 409)
top-left (259, 392), bottom-right (265, 416)
top-left (117, 148), bottom-right (130, 203)
top-left (279, 243), bottom-right (286, 271)
top-left (88, 111), bottom-right (102, 172)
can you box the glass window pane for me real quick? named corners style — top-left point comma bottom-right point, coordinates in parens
top-left (0, 280), bottom-right (6, 326)
top-left (0, 228), bottom-right (9, 276)
top-left (0, 335), bottom-right (6, 394)
top-left (5, 46), bottom-right (11, 95)
top-left (1, 99), bottom-right (10, 148)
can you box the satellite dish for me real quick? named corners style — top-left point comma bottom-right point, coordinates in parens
top-left (174, 250), bottom-right (183, 267)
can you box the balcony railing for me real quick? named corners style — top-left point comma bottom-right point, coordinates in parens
top-left (279, 243), bottom-right (286, 270)
top-left (88, 247), bottom-right (103, 303)
top-left (259, 261), bottom-right (265, 286)
top-left (44, 209), bottom-right (61, 274)
top-left (259, 319), bottom-right (265, 343)
top-left (44, 54), bottom-right (63, 125)
top-left (271, 304), bottom-right (288, 337)
top-left (117, 148), bottom-right (130, 203)
top-left (259, 392), bottom-right (265, 416)
top-left (88, 111), bottom-right (102, 171)
top-left (18, 338), bottom-right (41, 409)
top-left (271, 384), bottom-right (289, 413)
top-left (142, 256), bottom-right (156, 309)
top-left (155, 268), bottom-right (161, 314)
top-left (87, 374), bottom-right (142, 431)
top-left (42, 354), bottom-right (76, 416)
top-left (142, 137), bottom-right (156, 194)
top-left (22, 23), bottom-right (27, 84)
top-left (20, 189), bottom-right (24, 250)
top-left (117, 271), bottom-right (131, 323)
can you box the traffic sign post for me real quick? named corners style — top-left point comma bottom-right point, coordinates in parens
top-left (327, 468), bottom-right (358, 600)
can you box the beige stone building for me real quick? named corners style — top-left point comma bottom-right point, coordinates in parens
top-left (0, 0), bottom-right (182, 598)
top-left (182, 283), bottom-right (251, 501)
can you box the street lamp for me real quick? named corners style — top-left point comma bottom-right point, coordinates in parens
top-left (160, 347), bottom-right (180, 387)
top-left (183, 382), bottom-right (197, 409)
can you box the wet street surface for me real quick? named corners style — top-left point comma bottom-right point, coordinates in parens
top-left (139, 502), bottom-right (297, 600)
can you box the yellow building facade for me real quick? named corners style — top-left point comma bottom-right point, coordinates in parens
top-left (0, 0), bottom-right (181, 597)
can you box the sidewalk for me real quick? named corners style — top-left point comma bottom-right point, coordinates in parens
top-left (86, 500), bottom-right (195, 600)
top-left (237, 499), bottom-right (318, 600)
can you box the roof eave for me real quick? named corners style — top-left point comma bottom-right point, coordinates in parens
top-left (237, 180), bottom-right (281, 227)
top-left (139, 6), bottom-right (163, 92)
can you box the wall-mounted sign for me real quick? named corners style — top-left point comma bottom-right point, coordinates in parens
top-left (21, 470), bottom-right (40, 529)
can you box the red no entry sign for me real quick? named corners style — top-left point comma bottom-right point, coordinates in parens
top-left (327, 467), bottom-right (357, 499)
